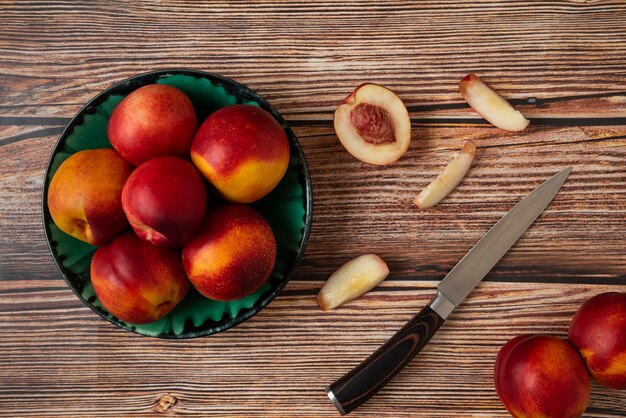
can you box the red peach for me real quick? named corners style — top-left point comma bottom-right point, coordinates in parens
top-left (569, 292), bottom-right (626, 389)
top-left (190, 104), bottom-right (289, 203)
top-left (108, 84), bottom-right (197, 166)
top-left (122, 156), bottom-right (207, 247)
top-left (495, 335), bottom-right (590, 418)
top-left (90, 232), bottom-right (189, 324)
top-left (47, 148), bottom-right (133, 245)
top-left (182, 204), bottom-right (276, 301)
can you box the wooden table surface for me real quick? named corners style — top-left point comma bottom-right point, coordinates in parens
top-left (1, 1), bottom-right (626, 417)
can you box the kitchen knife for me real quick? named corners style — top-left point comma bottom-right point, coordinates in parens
top-left (326, 167), bottom-right (572, 415)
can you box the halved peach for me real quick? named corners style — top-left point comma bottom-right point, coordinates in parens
top-left (414, 140), bottom-right (476, 209)
top-left (460, 73), bottom-right (529, 132)
top-left (334, 83), bottom-right (411, 165)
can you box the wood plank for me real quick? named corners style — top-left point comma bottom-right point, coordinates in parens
top-left (1, 0), bottom-right (626, 416)
top-left (0, 280), bottom-right (625, 417)
top-left (1, 1), bottom-right (626, 118)
top-left (2, 121), bottom-right (624, 285)
top-left (296, 123), bottom-right (626, 285)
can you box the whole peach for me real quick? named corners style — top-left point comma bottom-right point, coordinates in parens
top-left (495, 335), bottom-right (590, 418)
top-left (108, 84), bottom-right (197, 166)
top-left (122, 156), bottom-right (207, 247)
top-left (91, 232), bottom-right (189, 324)
top-left (182, 204), bottom-right (276, 301)
top-left (569, 292), bottom-right (626, 389)
top-left (190, 104), bottom-right (289, 203)
top-left (47, 148), bottom-right (133, 245)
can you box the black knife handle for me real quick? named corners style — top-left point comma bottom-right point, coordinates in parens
top-left (326, 304), bottom-right (445, 415)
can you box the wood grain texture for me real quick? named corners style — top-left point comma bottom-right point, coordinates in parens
top-left (1, 0), bottom-right (626, 416)
top-left (1, 281), bottom-right (626, 417)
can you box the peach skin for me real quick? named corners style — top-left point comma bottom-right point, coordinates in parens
top-left (569, 292), bottom-right (626, 390)
top-left (191, 104), bottom-right (289, 203)
top-left (108, 84), bottom-right (197, 166)
top-left (182, 204), bottom-right (276, 301)
top-left (47, 148), bottom-right (133, 245)
top-left (122, 156), bottom-right (207, 247)
top-left (495, 335), bottom-right (590, 418)
top-left (91, 232), bottom-right (190, 324)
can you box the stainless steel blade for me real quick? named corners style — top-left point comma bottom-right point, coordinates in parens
top-left (436, 167), bottom-right (572, 309)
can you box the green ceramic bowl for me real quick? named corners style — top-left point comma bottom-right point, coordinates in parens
top-left (42, 69), bottom-right (312, 338)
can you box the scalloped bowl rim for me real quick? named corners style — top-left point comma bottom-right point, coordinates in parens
top-left (41, 69), bottom-right (313, 338)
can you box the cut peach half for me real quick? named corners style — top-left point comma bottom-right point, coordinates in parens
top-left (317, 254), bottom-right (390, 311)
top-left (334, 83), bottom-right (411, 165)
top-left (460, 73), bottom-right (529, 132)
top-left (414, 140), bottom-right (476, 209)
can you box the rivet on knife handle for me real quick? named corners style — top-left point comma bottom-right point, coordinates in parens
top-left (326, 296), bottom-right (448, 415)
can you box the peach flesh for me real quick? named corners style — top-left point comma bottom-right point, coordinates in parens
top-left (459, 73), bottom-right (529, 132)
top-left (333, 83), bottom-right (411, 165)
top-left (414, 140), bottom-right (476, 209)
top-left (317, 254), bottom-right (390, 311)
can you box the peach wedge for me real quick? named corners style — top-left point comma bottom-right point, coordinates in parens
top-left (334, 83), bottom-right (411, 165)
top-left (317, 254), bottom-right (389, 311)
top-left (460, 73), bottom-right (529, 132)
top-left (414, 140), bottom-right (476, 209)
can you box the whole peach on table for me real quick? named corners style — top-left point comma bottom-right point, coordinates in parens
top-left (569, 292), bottom-right (626, 390)
top-left (47, 148), bottom-right (133, 245)
top-left (108, 84), bottom-right (197, 166)
top-left (182, 204), bottom-right (276, 301)
top-left (90, 232), bottom-right (190, 324)
top-left (122, 156), bottom-right (207, 247)
top-left (495, 335), bottom-right (590, 418)
top-left (190, 104), bottom-right (290, 203)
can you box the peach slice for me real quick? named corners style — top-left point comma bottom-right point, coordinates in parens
top-left (334, 83), bottom-right (411, 165)
top-left (414, 140), bottom-right (476, 209)
top-left (460, 73), bottom-right (529, 131)
top-left (317, 254), bottom-right (389, 311)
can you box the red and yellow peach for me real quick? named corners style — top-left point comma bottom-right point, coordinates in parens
top-left (90, 232), bottom-right (190, 324)
top-left (108, 84), bottom-right (197, 166)
top-left (495, 335), bottom-right (590, 418)
top-left (569, 292), bottom-right (626, 390)
top-left (182, 204), bottom-right (276, 301)
top-left (47, 148), bottom-right (133, 245)
top-left (191, 104), bottom-right (290, 203)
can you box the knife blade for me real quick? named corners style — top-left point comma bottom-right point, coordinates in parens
top-left (326, 167), bottom-right (572, 415)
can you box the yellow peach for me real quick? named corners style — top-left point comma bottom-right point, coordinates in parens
top-left (47, 148), bottom-right (133, 245)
